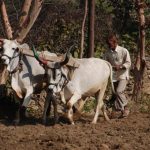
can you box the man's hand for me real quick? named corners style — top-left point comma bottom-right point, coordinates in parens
top-left (113, 65), bottom-right (126, 71)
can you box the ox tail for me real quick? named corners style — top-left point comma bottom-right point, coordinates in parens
top-left (105, 61), bottom-right (115, 94)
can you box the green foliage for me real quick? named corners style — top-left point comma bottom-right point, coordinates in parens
top-left (121, 34), bottom-right (137, 53)
top-left (37, 18), bottom-right (81, 55)
top-left (0, 0), bottom-right (150, 57)
top-left (83, 98), bottom-right (96, 113)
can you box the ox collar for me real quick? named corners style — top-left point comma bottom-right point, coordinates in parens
top-left (48, 71), bottom-right (69, 93)
top-left (9, 52), bottom-right (23, 74)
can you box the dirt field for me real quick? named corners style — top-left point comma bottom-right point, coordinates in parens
top-left (0, 109), bottom-right (150, 150)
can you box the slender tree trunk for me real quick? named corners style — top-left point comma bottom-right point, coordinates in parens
top-left (87, 0), bottom-right (95, 58)
top-left (19, 0), bottom-right (32, 28)
top-left (16, 0), bottom-right (44, 43)
top-left (132, 0), bottom-right (146, 100)
top-left (80, 0), bottom-right (88, 58)
top-left (0, 0), bottom-right (13, 39)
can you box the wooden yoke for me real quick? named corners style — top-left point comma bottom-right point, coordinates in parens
top-left (20, 48), bottom-right (80, 68)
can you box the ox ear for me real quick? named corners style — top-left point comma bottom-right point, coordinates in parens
top-left (0, 38), bottom-right (4, 43)
top-left (19, 43), bottom-right (30, 50)
top-left (14, 39), bottom-right (19, 44)
top-left (0, 39), bottom-right (4, 49)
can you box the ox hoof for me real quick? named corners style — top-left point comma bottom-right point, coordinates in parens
top-left (69, 122), bottom-right (75, 125)
top-left (68, 119), bottom-right (75, 125)
top-left (68, 118), bottom-right (75, 125)
top-left (42, 119), bottom-right (47, 125)
top-left (106, 118), bottom-right (111, 122)
top-left (19, 106), bottom-right (27, 121)
top-left (104, 116), bottom-right (110, 122)
top-left (54, 117), bottom-right (59, 124)
top-left (91, 121), bottom-right (97, 124)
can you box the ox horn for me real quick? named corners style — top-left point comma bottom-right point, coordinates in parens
top-left (54, 45), bottom-right (73, 69)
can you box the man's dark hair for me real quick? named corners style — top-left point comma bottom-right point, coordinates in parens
top-left (106, 33), bottom-right (118, 45)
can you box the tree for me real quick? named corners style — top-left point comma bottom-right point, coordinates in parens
top-left (0, 0), bottom-right (13, 39)
top-left (87, 0), bottom-right (95, 58)
top-left (80, 0), bottom-right (88, 58)
top-left (132, 0), bottom-right (146, 100)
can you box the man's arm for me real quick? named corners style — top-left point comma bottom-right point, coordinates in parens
top-left (122, 49), bottom-right (131, 69)
top-left (113, 49), bottom-right (131, 71)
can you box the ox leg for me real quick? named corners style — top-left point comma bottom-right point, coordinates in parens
top-left (46, 103), bottom-right (51, 118)
top-left (102, 103), bottom-right (110, 121)
top-left (60, 90), bottom-right (66, 104)
top-left (43, 89), bottom-right (59, 125)
top-left (51, 95), bottom-right (59, 124)
top-left (12, 93), bottom-right (22, 125)
top-left (42, 90), bottom-right (52, 124)
top-left (21, 88), bottom-right (33, 120)
top-left (75, 98), bottom-right (87, 112)
top-left (22, 88), bottom-right (34, 108)
top-left (92, 83), bottom-right (108, 124)
top-left (67, 93), bottom-right (81, 125)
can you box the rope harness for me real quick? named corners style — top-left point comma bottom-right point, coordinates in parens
top-left (47, 68), bottom-right (69, 92)
top-left (2, 48), bottom-right (23, 74)
top-left (47, 64), bottom-right (79, 94)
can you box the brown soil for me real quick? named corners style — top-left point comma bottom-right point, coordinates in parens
top-left (0, 110), bottom-right (150, 150)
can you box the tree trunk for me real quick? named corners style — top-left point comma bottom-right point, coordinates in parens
top-left (18, 0), bottom-right (32, 28)
top-left (79, 0), bottom-right (88, 58)
top-left (0, 0), bottom-right (13, 39)
top-left (16, 0), bottom-right (44, 43)
top-left (87, 0), bottom-right (95, 58)
top-left (132, 0), bottom-right (146, 101)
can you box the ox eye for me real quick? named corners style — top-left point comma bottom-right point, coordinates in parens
top-left (16, 47), bottom-right (19, 52)
top-left (12, 47), bottom-right (19, 52)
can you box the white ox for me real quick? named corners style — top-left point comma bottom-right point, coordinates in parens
top-left (1, 39), bottom-right (57, 124)
top-left (40, 52), bottom-right (115, 125)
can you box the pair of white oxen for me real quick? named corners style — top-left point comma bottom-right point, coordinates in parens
top-left (1, 39), bottom-right (114, 125)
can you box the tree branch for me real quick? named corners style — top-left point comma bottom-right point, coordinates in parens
top-left (18, 0), bottom-right (32, 28)
top-left (0, 0), bottom-right (13, 39)
top-left (16, 0), bottom-right (44, 43)
top-left (80, 0), bottom-right (88, 58)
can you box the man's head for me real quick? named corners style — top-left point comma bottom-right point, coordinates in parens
top-left (106, 33), bottom-right (118, 50)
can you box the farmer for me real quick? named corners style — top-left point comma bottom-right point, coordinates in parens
top-left (104, 33), bottom-right (131, 118)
